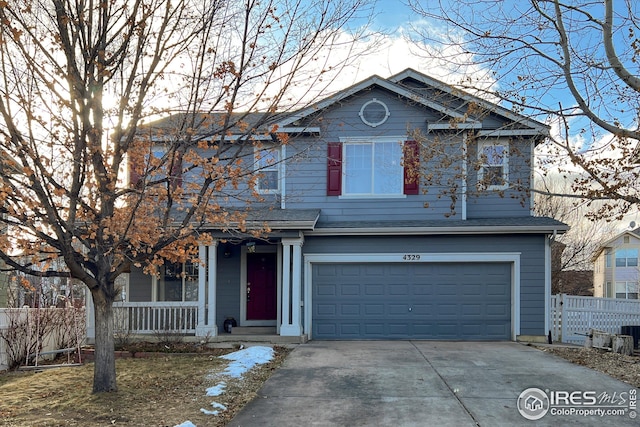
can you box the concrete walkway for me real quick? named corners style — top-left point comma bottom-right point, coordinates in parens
top-left (229, 341), bottom-right (638, 426)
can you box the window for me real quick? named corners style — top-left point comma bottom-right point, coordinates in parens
top-left (615, 248), bottom-right (638, 267)
top-left (615, 281), bottom-right (639, 299)
top-left (255, 146), bottom-right (280, 193)
top-left (478, 141), bottom-right (508, 189)
top-left (605, 249), bottom-right (612, 268)
top-left (150, 144), bottom-right (182, 187)
top-left (343, 140), bottom-right (403, 196)
top-left (155, 261), bottom-right (198, 302)
top-left (359, 98), bottom-right (390, 127)
top-left (605, 281), bottom-right (613, 298)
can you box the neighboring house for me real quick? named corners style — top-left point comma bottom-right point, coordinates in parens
top-left (593, 227), bottom-right (640, 299)
top-left (90, 69), bottom-right (568, 342)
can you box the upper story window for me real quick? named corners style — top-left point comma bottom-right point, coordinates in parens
top-left (605, 249), bottom-right (612, 268)
top-left (327, 139), bottom-right (419, 197)
top-left (359, 98), bottom-right (390, 127)
top-left (615, 248), bottom-right (638, 267)
top-left (343, 139), bottom-right (403, 196)
top-left (478, 141), bottom-right (508, 190)
top-left (254, 146), bottom-right (281, 193)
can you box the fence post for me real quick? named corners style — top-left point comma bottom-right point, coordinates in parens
top-left (559, 293), bottom-right (566, 344)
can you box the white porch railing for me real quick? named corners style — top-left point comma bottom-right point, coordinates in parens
top-left (551, 294), bottom-right (640, 345)
top-left (112, 302), bottom-right (198, 335)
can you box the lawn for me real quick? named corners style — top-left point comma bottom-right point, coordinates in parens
top-left (0, 346), bottom-right (290, 427)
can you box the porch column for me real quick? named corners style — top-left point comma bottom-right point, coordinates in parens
top-left (280, 237), bottom-right (303, 336)
top-left (196, 241), bottom-right (218, 337)
top-left (207, 241), bottom-right (218, 334)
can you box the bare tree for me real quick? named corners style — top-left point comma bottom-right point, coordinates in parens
top-left (407, 0), bottom-right (640, 219)
top-left (535, 175), bottom-right (618, 293)
top-left (0, 0), bottom-right (373, 392)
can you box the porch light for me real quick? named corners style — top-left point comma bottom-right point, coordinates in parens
top-left (246, 242), bottom-right (256, 253)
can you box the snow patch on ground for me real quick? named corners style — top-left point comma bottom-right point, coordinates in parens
top-left (220, 346), bottom-right (275, 378)
top-left (205, 382), bottom-right (226, 396)
top-left (175, 346), bottom-right (275, 427)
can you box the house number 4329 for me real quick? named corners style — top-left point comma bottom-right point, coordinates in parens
top-left (403, 254), bottom-right (421, 261)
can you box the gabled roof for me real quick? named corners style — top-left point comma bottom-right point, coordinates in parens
top-left (141, 68), bottom-right (550, 140)
top-left (389, 68), bottom-right (549, 134)
top-left (275, 68), bottom-right (549, 138)
top-left (276, 73), bottom-right (470, 126)
top-left (591, 227), bottom-right (640, 260)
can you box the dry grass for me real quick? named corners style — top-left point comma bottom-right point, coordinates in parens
top-left (540, 346), bottom-right (640, 389)
top-left (0, 346), bottom-right (291, 427)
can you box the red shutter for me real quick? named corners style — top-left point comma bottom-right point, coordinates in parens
top-left (129, 159), bottom-right (142, 188)
top-left (170, 151), bottom-right (183, 189)
top-left (327, 142), bottom-right (342, 196)
top-left (403, 140), bottom-right (419, 195)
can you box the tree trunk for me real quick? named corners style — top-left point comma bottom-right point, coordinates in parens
top-left (91, 289), bottom-right (117, 393)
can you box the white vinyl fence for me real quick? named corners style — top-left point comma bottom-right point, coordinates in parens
top-left (551, 294), bottom-right (640, 345)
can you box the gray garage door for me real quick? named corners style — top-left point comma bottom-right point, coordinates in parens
top-left (312, 262), bottom-right (511, 340)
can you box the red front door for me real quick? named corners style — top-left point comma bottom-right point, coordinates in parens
top-left (246, 252), bottom-right (277, 320)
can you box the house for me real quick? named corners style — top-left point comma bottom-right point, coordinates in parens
top-left (86, 68), bottom-right (568, 343)
top-left (593, 227), bottom-right (640, 299)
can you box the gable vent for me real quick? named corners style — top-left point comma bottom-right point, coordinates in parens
top-left (359, 98), bottom-right (390, 127)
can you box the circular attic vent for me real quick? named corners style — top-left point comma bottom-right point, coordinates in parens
top-left (359, 98), bottom-right (390, 127)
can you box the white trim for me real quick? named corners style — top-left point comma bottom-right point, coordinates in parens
top-left (544, 237), bottom-right (551, 336)
top-left (530, 139), bottom-right (535, 214)
top-left (254, 145), bottom-right (281, 195)
top-left (461, 132), bottom-right (468, 220)
top-left (477, 139), bottom-right (509, 191)
top-left (306, 225), bottom-right (569, 236)
top-left (359, 98), bottom-right (390, 127)
top-left (280, 144), bottom-right (286, 209)
top-left (428, 122), bottom-right (482, 130)
top-left (303, 252), bottom-right (521, 341)
top-left (281, 237), bottom-right (304, 336)
top-left (278, 127), bottom-right (320, 133)
top-left (195, 244), bottom-right (207, 335)
top-left (207, 241), bottom-right (218, 333)
top-left (477, 129), bottom-right (544, 137)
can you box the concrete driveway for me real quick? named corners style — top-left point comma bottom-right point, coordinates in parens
top-left (228, 341), bottom-right (638, 426)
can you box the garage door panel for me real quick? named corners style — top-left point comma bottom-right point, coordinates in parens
top-left (312, 262), bottom-right (511, 340)
top-left (364, 304), bottom-right (384, 315)
top-left (317, 284), bottom-right (337, 296)
top-left (461, 304), bottom-right (482, 315)
top-left (364, 284), bottom-right (384, 295)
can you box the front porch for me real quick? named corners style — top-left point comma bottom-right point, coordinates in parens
top-left (85, 215), bottom-right (318, 344)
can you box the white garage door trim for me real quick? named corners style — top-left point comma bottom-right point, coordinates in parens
top-left (303, 252), bottom-right (521, 340)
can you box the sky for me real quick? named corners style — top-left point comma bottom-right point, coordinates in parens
top-left (174, 345), bottom-right (275, 427)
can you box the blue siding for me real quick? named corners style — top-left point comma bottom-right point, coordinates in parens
top-left (303, 234), bottom-right (547, 336)
top-left (215, 244), bottom-right (242, 329)
top-left (280, 86), bottom-right (533, 221)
